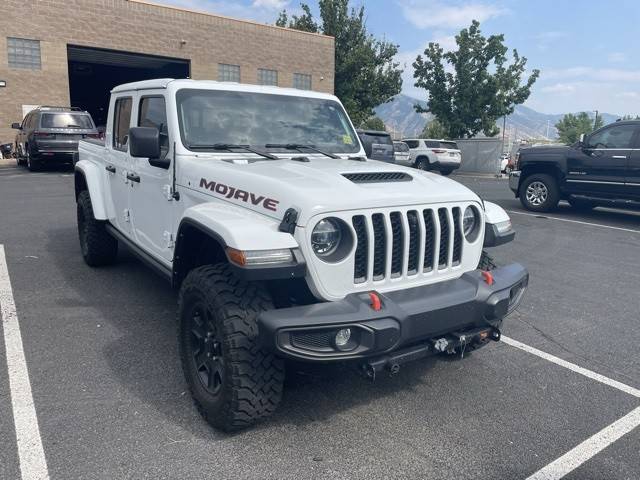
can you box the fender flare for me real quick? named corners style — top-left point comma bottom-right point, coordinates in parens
top-left (179, 202), bottom-right (299, 251)
top-left (74, 160), bottom-right (108, 220)
top-left (173, 202), bottom-right (303, 285)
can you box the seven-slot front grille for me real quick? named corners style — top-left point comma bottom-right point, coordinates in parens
top-left (352, 207), bottom-right (464, 284)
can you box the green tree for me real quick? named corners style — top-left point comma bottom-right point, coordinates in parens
top-left (620, 114), bottom-right (640, 120)
top-left (360, 116), bottom-right (386, 131)
top-left (555, 112), bottom-right (602, 144)
top-left (275, 4), bottom-right (318, 32)
top-left (420, 119), bottom-right (448, 139)
top-left (276, 1), bottom-right (403, 126)
top-left (413, 20), bottom-right (539, 139)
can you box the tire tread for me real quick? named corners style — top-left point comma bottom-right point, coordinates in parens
top-left (178, 264), bottom-right (284, 432)
top-left (77, 190), bottom-right (118, 266)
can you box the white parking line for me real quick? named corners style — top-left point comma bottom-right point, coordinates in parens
top-left (503, 335), bottom-right (640, 479)
top-left (525, 406), bottom-right (640, 480)
top-left (0, 245), bottom-right (50, 480)
top-left (502, 336), bottom-right (640, 398)
top-left (506, 210), bottom-right (640, 234)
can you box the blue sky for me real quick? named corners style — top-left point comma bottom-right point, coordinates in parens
top-left (156, 0), bottom-right (640, 115)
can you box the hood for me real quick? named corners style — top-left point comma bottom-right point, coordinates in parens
top-left (177, 154), bottom-right (481, 226)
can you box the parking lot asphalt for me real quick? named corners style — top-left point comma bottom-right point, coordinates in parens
top-left (0, 163), bottom-right (639, 480)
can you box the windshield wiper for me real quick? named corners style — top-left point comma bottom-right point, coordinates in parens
top-left (265, 143), bottom-right (340, 159)
top-left (189, 143), bottom-right (278, 160)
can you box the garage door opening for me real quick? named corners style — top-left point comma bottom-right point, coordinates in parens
top-left (67, 45), bottom-right (190, 128)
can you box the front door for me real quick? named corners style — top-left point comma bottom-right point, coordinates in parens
top-left (566, 123), bottom-right (638, 197)
top-left (106, 95), bottom-right (134, 236)
top-left (627, 132), bottom-right (640, 201)
top-left (128, 94), bottom-right (174, 263)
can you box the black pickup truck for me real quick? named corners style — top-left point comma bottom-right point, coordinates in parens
top-left (509, 120), bottom-right (640, 212)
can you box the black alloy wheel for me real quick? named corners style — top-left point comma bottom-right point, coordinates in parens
top-left (189, 304), bottom-right (225, 396)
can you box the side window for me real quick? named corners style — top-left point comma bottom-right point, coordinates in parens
top-left (587, 125), bottom-right (637, 149)
top-left (405, 140), bottom-right (419, 149)
top-left (113, 97), bottom-right (132, 151)
top-left (425, 140), bottom-right (439, 148)
top-left (139, 96), bottom-right (169, 159)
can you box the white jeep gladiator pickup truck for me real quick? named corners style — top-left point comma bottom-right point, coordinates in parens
top-left (74, 79), bottom-right (528, 431)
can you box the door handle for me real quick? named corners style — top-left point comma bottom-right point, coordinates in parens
top-left (612, 155), bottom-right (627, 159)
top-left (126, 172), bottom-right (141, 183)
top-left (105, 164), bottom-right (116, 173)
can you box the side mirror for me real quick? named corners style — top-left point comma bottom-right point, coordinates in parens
top-left (129, 127), bottom-right (161, 159)
top-left (11, 123), bottom-right (21, 130)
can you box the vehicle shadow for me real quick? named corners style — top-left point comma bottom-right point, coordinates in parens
top-left (46, 225), bottom-right (445, 439)
top-left (495, 199), bottom-right (640, 229)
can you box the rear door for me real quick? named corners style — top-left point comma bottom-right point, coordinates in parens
top-left (404, 139), bottom-right (419, 162)
top-left (566, 123), bottom-right (637, 196)
top-left (17, 112), bottom-right (33, 156)
top-left (106, 95), bottom-right (134, 236)
top-left (128, 94), bottom-right (174, 263)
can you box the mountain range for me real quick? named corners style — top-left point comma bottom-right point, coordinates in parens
top-left (374, 94), bottom-right (620, 140)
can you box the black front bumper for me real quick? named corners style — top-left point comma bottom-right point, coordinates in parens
top-left (259, 263), bottom-right (528, 362)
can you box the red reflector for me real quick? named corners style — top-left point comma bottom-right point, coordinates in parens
top-left (369, 292), bottom-right (382, 311)
top-left (432, 149), bottom-right (446, 153)
top-left (481, 271), bottom-right (494, 286)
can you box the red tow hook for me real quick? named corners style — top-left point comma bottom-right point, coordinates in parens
top-left (481, 270), bottom-right (494, 286)
top-left (369, 292), bottom-right (382, 311)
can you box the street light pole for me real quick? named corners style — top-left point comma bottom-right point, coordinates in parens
top-left (593, 110), bottom-right (599, 130)
top-left (502, 116), bottom-right (507, 153)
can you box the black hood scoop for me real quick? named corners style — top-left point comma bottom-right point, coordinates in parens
top-left (342, 172), bottom-right (413, 183)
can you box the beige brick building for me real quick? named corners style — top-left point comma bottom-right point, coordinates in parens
top-left (0, 0), bottom-right (335, 143)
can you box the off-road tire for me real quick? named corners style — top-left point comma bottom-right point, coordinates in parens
top-left (519, 173), bottom-right (560, 212)
top-left (77, 190), bottom-right (118, 266)
top-left (178, 264), bottom-right (285, 432)
top-left (478, 250), bottom-right (498, 271)
top-left (568, 197), bottom-right (596, 211)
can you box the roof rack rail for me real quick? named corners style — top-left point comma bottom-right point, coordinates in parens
top-left (35, 106), bottom-right (84, 111)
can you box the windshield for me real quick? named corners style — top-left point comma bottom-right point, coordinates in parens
top-left (40, 113), bottom-right (94, 129)
top-left (176, 89), bottom-right (360, 154)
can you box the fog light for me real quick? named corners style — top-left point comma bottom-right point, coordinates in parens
top-left (335, 328), bottom-right (351, 347)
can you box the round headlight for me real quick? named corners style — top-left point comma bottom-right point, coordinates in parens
top-left (312, 218), bottom-right (342, 256)
top-left (463, 207), bottom-right (479, 239)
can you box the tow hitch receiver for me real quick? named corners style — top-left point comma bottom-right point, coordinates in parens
top-left (361, 327), bottom-right (500, 380)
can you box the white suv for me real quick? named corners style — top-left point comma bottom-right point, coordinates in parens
top-left (403, 138), bottom-right (462, 176)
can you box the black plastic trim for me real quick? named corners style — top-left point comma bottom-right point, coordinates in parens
top-left (259, 263), bottom-right (528, 362)
top-left (230, 248), bottom-right (307, 281)
top-left (174, 217), bottom-right (306, 284)
top-left (105, 224), bottom-right (173, 282)
top-left (483, 223), bottom-right (516, 248)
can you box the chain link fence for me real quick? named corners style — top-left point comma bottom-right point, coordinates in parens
top-left (455, 138), bottom-right (503, 174)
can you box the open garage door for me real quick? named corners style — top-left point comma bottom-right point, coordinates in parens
top-left (67, 45), bottom-right (189, 128)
